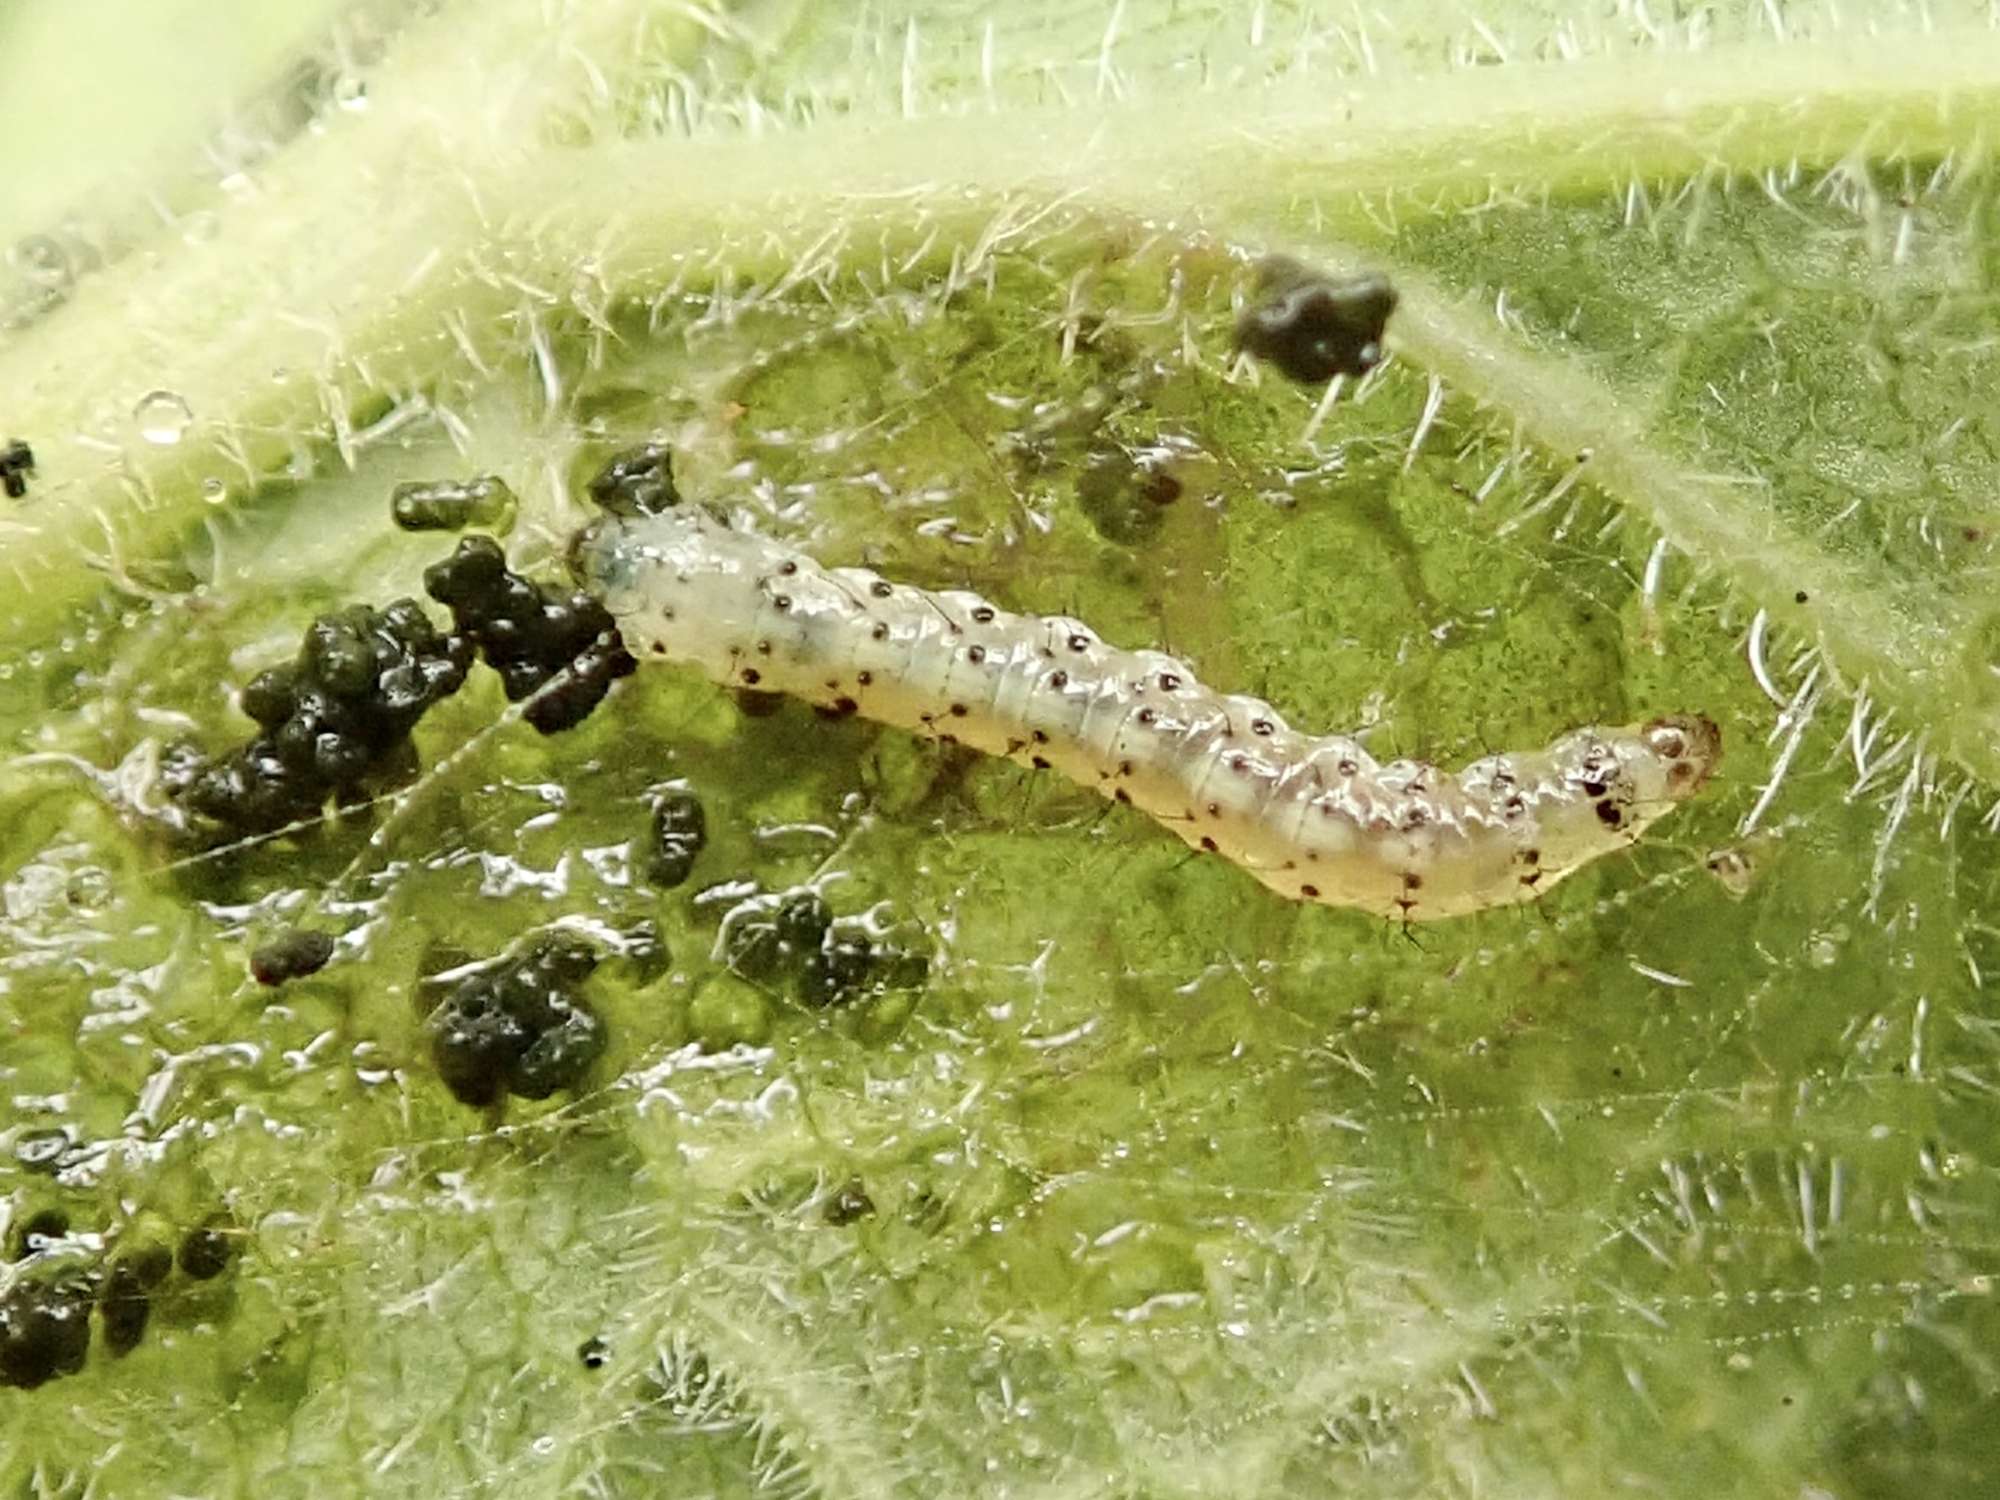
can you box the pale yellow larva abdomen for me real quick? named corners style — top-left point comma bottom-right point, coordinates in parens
top-left (571, 510), bottom-right (1719, 921)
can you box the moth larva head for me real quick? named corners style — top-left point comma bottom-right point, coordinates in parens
top-left (565, 519), bottom-right (654, 629)
top-left (565, 519), bottom-right (604, 587)
top-left (567, 518), bottom-right (637, 595)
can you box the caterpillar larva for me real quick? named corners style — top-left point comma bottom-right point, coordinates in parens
top-left (569, 508), bottom-right (1719, 921)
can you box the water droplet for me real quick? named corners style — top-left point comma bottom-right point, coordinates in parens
top-left (133, 390), bottom-right (193, 446)
top-left (332, 74), bottom-right (369, 112)
top-left (200, 477), bottom-right (228, 504)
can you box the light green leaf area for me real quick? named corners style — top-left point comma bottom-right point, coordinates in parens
top-left (3, 4), bottom-right (1999, 1496)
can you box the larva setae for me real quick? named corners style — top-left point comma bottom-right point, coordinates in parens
top-left (569, 508), bottom-right (1719, 921)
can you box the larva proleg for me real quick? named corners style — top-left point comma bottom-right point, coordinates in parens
top-left (570, 508), bottom-right (1719, 921)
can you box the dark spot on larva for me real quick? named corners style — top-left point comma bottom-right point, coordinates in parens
top-left (871, 623), bottom-right (890, 641)
top-left (1306, 850), bottom-right (1319, 861)
top-left (1031, 755), bottom-right (1051, 770)
top-left (1159, 673), bottom-right (1181, 690)
top-left (815, 697), bottom-right (859, 720)
top-left (772, 595), bottom-right (792, 612)
top-left (967, 645), bottom-right (986, 664)
top-left (1199, 836), bottom-right (1219, 852)
top-left (1228, 755), bottom-right (1249, 773)
top-left (1118, 760), bottom-right (1133, 776)
top-left (824, 679), bottom-right (840, 692)
top-left (972, 606), bottom-right (995, 623)
top-left (1137, 707), bottom-right (1157, 726)
top-left (1520, 871), bottom-right (1542, 888)
top-left (659, 606), bottom-right (676, 622)
top-left (856, 671), bottom-right (873, 686)
top-left (1580, 777), bottom-right (1608, 798)
top-left (1114, 788), bottom-right (1131, 804)
top-left (1251, 718), bottom-right (1274, 736)
top-left (755, 640), bottom-right (772, 655)
top-left (1794, 590), bottom-right (1809, 604)
top-left (1300, 883), bottom-right (1321, 899)
top-left (1281, 859), bottom-right (1297, 871)
top-left (1522, 848), bottom-right (1541, 865)
top-left (740, 668), bottom-right (761, 685)
top-left (1402, 807), bottom-right (1429, 830)
top-left (650, 642), bottom-right (667, 655)
top-left (1068, 634), bottom-right (1091, 652)
top-left (1031, 729), bottom-right (1048, 743)
top-left (1504, 795), bottom-right (1528, 819)
top-left (779, 560), bottom-right (798, 575)
top-left (1049, 670), bottom-right (1069, 689)
top-left (1594, 800), bottom-right (1623, 829)
top-left (937, 733), bottom-right (959, 747)
top-left (1205, 802), bottom-right (1221, 817)
top-left (1403, 872), bottom-right (1423, 891)
top-left (949, 704), bottom-right (968, 718)
top-left (1338, 758), bottom-right (1358, 776)
top-left (870, 581), bottom-right (893, 598)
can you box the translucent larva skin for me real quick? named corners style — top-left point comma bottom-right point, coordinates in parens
top-left (571, 510), bottom-right (1720, 921)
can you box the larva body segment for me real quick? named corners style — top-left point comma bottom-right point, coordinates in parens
top-left (571, 509), bottom-right (1719, 921)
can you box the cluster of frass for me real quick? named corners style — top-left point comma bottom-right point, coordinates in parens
top-left (1, 1210), bottom-right (233, 1392)
top-left (178, 443), bottom-right (928, 1112)
top-left (163, 449), bottom-right (675, 840)
top-left (169, 447), bottom-right (672, 1116)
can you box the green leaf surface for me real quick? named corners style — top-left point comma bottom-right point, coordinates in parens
top-left (4, 5), bottom-right (1999, 1496)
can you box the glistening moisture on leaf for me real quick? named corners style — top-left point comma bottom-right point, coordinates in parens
top-left (3, 4), bottom-right (2000, 1498)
